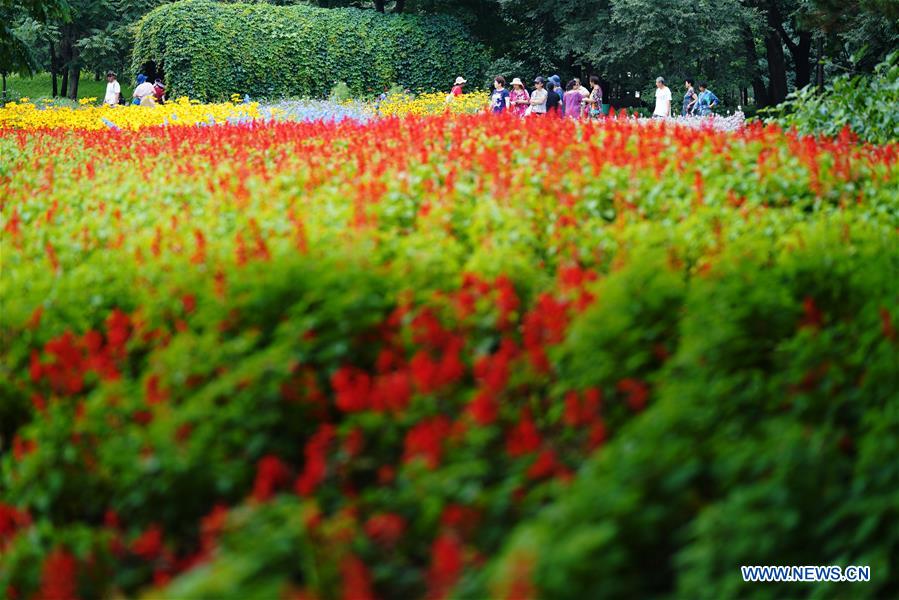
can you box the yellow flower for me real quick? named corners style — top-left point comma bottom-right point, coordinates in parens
top-left (377, 92), bottom-right (487, 117)
top-left (0, 98), bottom-right (262, 131)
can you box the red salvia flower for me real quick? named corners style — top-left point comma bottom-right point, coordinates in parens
top-left (410, 351), bottom-right (440, 394)
top-left (340, 555), bottom-right (375, 600)
top-left (252, 455), bottom-right (291, 502)
top-left (12, 434), bottom-right (35, 461)
top-left (426, 533), bottom-right (464, 600)
top-left (131, 524), bottom-right (164, 560)
top-left (343, 427), bottom-right (365, 457)
top-left (800, 296), bottom-right (823, 329)
top-left (467, 388), bottom-right (498, 425)
top-left (505, 411), bottom-right (541, 457)
top-left (403, 416), bottom-right (451, 468)
top-left (200, 504), bottom-right (229, 553)
top-left (881, 307), bottom-right (896, 342)
top-left (364, 513), bottom-right (406, 547)
top-left (617, 378), bottom-right (649, 411)
top-left (295, 425), bottom-right (335, 495)
top-left (0, 504), bottom-right (31, 549)
top-left (370, 370), bottom-right (412, 412)
top-left (527, 448), bottom-right (560, 480)
top-left (27, 305), bottom-right (43, 330)
top-left (332, 366), bottom-right (371, 413)
top-left (37, 547), bottom-right (78, 600)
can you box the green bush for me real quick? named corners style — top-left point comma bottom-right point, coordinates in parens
top-left (768, 52), bottom-right (899, 144)
top-left (131, 0), bottom-right (490, 101)
top-left (488, 225), bottom-right (899, 599)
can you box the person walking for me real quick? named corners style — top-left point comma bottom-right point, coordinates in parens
top-left (562, 80), bottom-right (582, 119)
top-left (103, 71), bottom-right (121, 106)
top-left (695, 82), bottom-right (720, 116)
top-left (153, 79), bottom-right (166, 105)
top-left (586, 75), bottom-right (603, 118)
top-left (509, 78), bottom-right (530, 117)
top-left (451, 76), bottom-right (466, 97)
top-left (682, 79), bottom-right (697, 116)
top-left (490, 76), bottom-right (511, 114)
top-left (132, 74), bottom-right (155, 106)
top-left (528, 76), bottom-right (548, 116)
top-left (653, 76), bottom-right (671, 118)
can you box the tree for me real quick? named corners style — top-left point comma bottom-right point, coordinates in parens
top-left (546, 0), bottom-right (760, 105)
top-left (0, 0), bottom-right (68, 97)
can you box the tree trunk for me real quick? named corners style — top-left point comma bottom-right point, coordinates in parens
top-left (816, 37), bottom-right (824, 92)
top-left (764, 19), bottom-right (788, 105)
top-left (743, 25), bottom-right (769, 107)
top-left (67, 65), bottom-right (80, 100)
top-left (373, 0), bottom-right (385, 12)
top-left (793, 31), bottom-right (812, 89)
top-left (773, 16), bottom-right (812, 90)
top-left (394, 0), bottom-right (405, 12)
top-left (59, 26), bottom-right (72, 99)
top-left (50, 41), bottom-right (58, 97)
top-left (2, 74), bottom-right (6, 97)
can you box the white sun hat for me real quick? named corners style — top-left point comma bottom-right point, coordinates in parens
top-left (454, 76), bottom-right (467, 85)
top-left (510, 77), bottom-right (524, 87)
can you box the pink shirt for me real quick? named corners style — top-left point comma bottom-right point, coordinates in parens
top-left (563, 91), bottom-right (582, 119)
top-left (510, 88), bottom-right (530, 117)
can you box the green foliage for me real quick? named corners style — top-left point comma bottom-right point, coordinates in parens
top-left (329, 81), bottom-right (352, 102)
top-left (131, 0), bottom-right (490, 100)
top-left (769, 52), bottom-right (899, 144)
top-left (489, 224), bottom-right (899, 599)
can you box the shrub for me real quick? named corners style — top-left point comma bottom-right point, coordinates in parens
top-left (488, 225), bottom-right (899, 599)
top-left (131, 0), bottom-right (490, 101)
top-left (328, 81), bottom-right (352, 103)
top-left (768, 51), bottom-right (899, 144)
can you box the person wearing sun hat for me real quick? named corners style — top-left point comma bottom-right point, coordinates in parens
top-left (509, 77), bottom-right (530, 117)
top-left (548, 75), bottom-right (564, 110)
top-left (450, 76), bottom-right (467, 97)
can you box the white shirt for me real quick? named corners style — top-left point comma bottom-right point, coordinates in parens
top-left (104, 80), bottom-right (120, 105)
top-left (654, 86), bottom-right (671, 117)
top-left (530, 88), bottom-right (548, 113)
top-left (134, 82), bottom-right (155, 99)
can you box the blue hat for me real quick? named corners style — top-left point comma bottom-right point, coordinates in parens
top-left (550, 75), bottom-right (561, 87)
top-left (137, 74), bottom-right (147, 84)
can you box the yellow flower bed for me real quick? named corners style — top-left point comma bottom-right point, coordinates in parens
top-left (378, 91), bottom-right (487, 117)
top-left (0, 97), bottom-right (262, 131)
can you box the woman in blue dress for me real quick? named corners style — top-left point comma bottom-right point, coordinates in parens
top-left (695, 82), bottom-right (720, 116)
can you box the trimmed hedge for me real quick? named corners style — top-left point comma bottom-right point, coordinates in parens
top-left (131, 0), bottom-right (490, 100)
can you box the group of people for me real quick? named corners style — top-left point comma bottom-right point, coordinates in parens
top-left (653, 77), bottom-right (720, 117)
top-left (450, 74), bottom-right (721, 119)
top-left (103, 72), bottom-right (166, 107)
top-left (454, 74), bottom-right (604, 119)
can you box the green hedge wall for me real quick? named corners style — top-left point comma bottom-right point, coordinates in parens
top-left (130, 0), bottom-right (490, 101)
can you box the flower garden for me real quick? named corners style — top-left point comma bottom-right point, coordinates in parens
top-left (0, 92), bottom-right (489, 131)
top-left (1, 105), bottom-right (898, 599)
